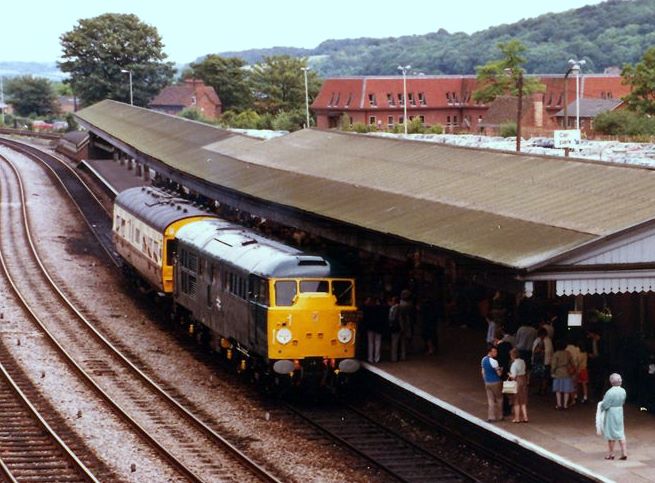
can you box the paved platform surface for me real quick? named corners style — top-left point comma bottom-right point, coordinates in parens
top-left (368, 326), bottom-right (655, 482)
top-left (82, 159), bottom-right (147, 194)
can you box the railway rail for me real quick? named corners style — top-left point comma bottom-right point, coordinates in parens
top-left (288, 402), bottom-right (478, 482)
top-left (0, 355), bottom-right (98, 482)
top-left (0, 145), bottom-right (281, 483)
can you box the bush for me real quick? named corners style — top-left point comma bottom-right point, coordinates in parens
top-left (593, 110), bottom-right (655, 136)
top-left (180, 107), bottom-right (213, 124)
top-left (500, 121), bottom-right (517, 137)
top-left (351, 122), bottom-right (372, 133)
top-left (427, 124), bottom-right (444, 134)
top-left (271, 109), bottom-right (305, 131)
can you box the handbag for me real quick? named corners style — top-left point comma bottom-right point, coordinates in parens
top-left (502, 380), bottom-right (518, 394)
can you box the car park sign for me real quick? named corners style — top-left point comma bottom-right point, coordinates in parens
top-left (554, 129), bottom-right (581, 148)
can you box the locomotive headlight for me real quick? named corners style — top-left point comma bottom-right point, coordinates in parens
top-left (276, 327), bottom-right (293, 345)
top-left (337, 327), bottom-right (353, 344)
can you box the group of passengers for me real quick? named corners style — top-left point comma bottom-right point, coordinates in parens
top-left (361, 289), bottom-right (439, 364)
top-left (484, 312), bottom-right (599, 423)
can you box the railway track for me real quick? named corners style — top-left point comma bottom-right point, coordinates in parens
top-left (0, 355), bottom-right (98, 482)
top-left (0, 147), bottom-right (281, 483)
top-left (288, 402), bottom-right (478, 482)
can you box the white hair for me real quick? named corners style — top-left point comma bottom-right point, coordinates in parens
top-left (609, 373), bottom-right (622, 386)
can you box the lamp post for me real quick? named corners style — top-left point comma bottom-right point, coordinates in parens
top-left (505, 68), bottom-right (524, 152)
top-left (301, 67), bottom-right (311, 128)
top-left (121, 69), bottom-right (133, 105)
top-left (568, 58), bottom-right (586, 131)
top-left (397, 65), bottom-right (411, 135)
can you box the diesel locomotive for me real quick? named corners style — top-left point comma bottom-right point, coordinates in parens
top-left (113, 186), bottom-right (360, 383)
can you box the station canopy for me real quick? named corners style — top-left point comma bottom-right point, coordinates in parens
top-left (76, 101), bottom-right (655, 296)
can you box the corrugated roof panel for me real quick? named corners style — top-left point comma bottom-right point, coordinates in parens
top-left (76, 101), bottom-right (655, 270)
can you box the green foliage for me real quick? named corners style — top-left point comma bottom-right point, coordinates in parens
top-left (65, 113), bottom-right (78, 131)
top-left (250, 56), bottom-right (321, 114)
top-left (179, 107), bottom-right (214, 124)
top-left (271, 109), bottom-right (305, 131)
top-left (219, 0), bottom-right (655, 76)
top-left (427, 124), bottom-right (444, 134)
top-left (52, 82), bottom-right (73, 96)
top-left (351, 122), bottom-right (372, 133)
top-left (500, 121), bottom-right (517, 138)
top-left (189, 55), bottom-right (252, 112)
top-left (5, 75), bottom-right (58, 117)
top-left (219, 109), bottom-right (265, 129)
top-left (593, 110), bottom-right (655, 135)
top-left (621, 46), bottom-right (655, 115)
top-left (59, 13), bottom-right (175, 107)
top-left (339, 113), bottom-right (352, 131)
top-left (473, 41), bottom-right (545, 103)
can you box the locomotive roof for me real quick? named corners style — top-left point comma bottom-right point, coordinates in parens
top-left (115, 186), bottom-right (215, 232)
top-left (176, 219), bottom-right (331, 278)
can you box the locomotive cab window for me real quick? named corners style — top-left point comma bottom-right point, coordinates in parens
top-left (274, 280), bottom-right (297, 306)
top-left (166, 239), bottom-right (177, 266)
top-left (332, 280), bottom-right (354, 306)
top-left (300, 280), bottom-right (329, 293)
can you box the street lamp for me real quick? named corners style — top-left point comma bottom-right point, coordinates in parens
top-left (397, 65), bottom-right (411, 135)
top-left (568, 58), bottom-right (586, 131)
top-left (300, 67), bottom-right (311, 128)
top-left (121, 69), bottom-right (133, 105)
top-left (505, 68), bottom-right (524, 152)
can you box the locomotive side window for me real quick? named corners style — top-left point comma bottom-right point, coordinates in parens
top-left (332, 280), bottom-right (354, 306)
top-left (300, 280), bottom-right (329, 293)
top-left (249, 276), bottom-right (269, 305)
top-left (275, 280), bottom-right (297, 306)
top-left (166, 239), bottom-right (177, 266)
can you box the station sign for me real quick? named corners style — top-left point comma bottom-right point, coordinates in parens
top-left (554, 129), bottom-right (581, 148)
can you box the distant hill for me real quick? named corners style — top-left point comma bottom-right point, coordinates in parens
top-left (0, 62), bottom-right (67, 81)
top-left (218, 0), bottom-right (655, 76)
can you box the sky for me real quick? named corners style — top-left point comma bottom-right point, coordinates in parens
top-left (1, 0), bottom-right (606, 64)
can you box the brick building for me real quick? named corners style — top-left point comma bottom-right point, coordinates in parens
top-left (312, 74), bottom-right (629, 134)
top-left (149, 79), bottom-right (222, 120)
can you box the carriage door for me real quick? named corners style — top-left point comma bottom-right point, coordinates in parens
top-left (248, 275), bottom-right (269, 353)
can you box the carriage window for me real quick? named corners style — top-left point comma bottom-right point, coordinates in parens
top-left (300, 280), bottom-right (329, 293)
top-left (275, 281), bottom-right (297, 306)
top-left (332, 280), bottom-right (354, 306)
top-left (166, 239), bottom-right (177, 266)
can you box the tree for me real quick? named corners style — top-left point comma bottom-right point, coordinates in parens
top-left (621, 46), bottom-right (655, 115)
top-left (59, 13), bottom-right (175, 107)
top-left (189, 55), bottom-right (252, 112)
top-left (249, 56), bottom-right (321, 116)
top-left (5, 76), bottom-right (58, 117)
top-left (473, 40), bottom-right (544, 103)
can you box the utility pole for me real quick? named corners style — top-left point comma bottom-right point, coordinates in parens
top-left (398, 65), bottom-right (411, 135)
top-left (301, 67), bottom-right (311, 128)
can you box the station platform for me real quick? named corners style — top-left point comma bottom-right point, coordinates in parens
top-left (80, 159), bottom-right (148, 195)
top-left (364, 326), bottom-right (655, 482)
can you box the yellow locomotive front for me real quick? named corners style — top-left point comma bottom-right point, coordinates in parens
top-left (268, 277), bottom-right (360, 377)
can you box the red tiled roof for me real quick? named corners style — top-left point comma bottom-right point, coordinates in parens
top-left (311, 75), bottom-right (629, 112)
top-left (149, 80), bottom-right (221, 109)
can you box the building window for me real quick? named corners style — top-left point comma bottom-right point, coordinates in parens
top-left (557, 94), bottom-right (563, 106)
top-left (447, 115), bottom-right (451, 125)
top-left (454, 115), bottom-right (458, 125)
top-left (399, 116), bottom-right (404, 124)
top-left (446, 93), bottom-right (452, 104)
top-left (398, 93), bottom-right (404, 106)
top-left (345, 92), bottom-right (352, 107)
top-left (369, 116), bottom-right (376, 125)
top-left (418, 92), bottom-right (426, 106)
top-left (368, 93), bottom-right (377, 106)
top-left (328, 92), bottom-right (335, 107)
top-left (548, 93), bottom-right (553, 106)
top-left (387, 93), bottom-right (395, 106)
top-left (409, 115), bottom-right (415, 121)
top-left (334, 92), bottom-right (340, 106)
top-left (387, 115), bottom-right (394, 128)
top-left (408, 93), bottom-right (415, 106)
top-left (419, 115), bottom-right (425, 124)
top-left (478, 115), bottom-right (483, 124)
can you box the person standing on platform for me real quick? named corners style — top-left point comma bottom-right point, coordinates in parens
top-left (388, 296), bottom-right (402, 362)
top-left (508, 348), bottom-right (529, 423)
top-left (481, 346), bottom-right (503, 422)
top-left (600, 373), bottom-right (628, 460)
top-left (363, 297), bottom-right (384, 364)
top-left (515, 322), bottom-right (538, 372)
top-left (485, 314), bottom-right (497, 348)
top-left (551, 340), bottom-right (575, 409)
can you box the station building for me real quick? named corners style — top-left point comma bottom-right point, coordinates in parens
top-left (311, 74), bottom-right (629, 135)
